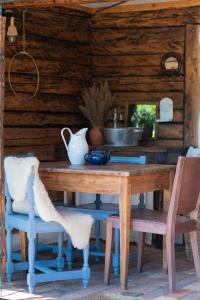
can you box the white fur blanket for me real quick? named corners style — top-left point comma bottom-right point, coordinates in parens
top-left (4, 156), bottom-right (94, 249)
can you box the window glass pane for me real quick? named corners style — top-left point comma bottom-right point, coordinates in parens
top-left (128, 104), bottom-right (157, 138)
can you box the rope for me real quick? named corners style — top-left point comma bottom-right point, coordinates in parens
top-left (8, 10), bottom-right (40, 100)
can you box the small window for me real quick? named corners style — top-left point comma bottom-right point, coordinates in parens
top-left (128, 104), bottom-right (157, 139)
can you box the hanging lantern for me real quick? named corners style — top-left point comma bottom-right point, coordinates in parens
top-left (7, 16), bottom-right (18, 43)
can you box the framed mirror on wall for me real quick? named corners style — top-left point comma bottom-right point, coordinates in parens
top-left (161, 53), bottom-right (182, 75)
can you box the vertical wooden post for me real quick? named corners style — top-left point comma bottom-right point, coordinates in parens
top-left (185, 24), bottom-right (200, 146)
top-left (119, 176), bottom-right (131, 289)
top-left (0, 16), bottom-right (6, 277)
top-left (163, 170), bottom-right (175, 271)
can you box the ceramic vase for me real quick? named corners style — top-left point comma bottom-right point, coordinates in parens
top-left (89, 126), bottom-right (104, 146)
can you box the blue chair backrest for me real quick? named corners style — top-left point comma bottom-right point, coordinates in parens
top-left (110, 155), bottom-right (146, 164)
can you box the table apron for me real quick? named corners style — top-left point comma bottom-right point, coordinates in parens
top-left (130, 171), bottom-right (171, 194)
top-left (40, 171), bottom-right (121, 194)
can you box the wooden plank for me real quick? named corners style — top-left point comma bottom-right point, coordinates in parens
top-left (4, 128), bottom-right (63, 146)
top-left (4, 0), bottom-right (54, 8)
top-left (4, 145), bottom-right (56, 161)
top-left (91, 7), bottom-right (200, 29)
top-left (103, 77), bottom-right (184, 93)
top-left (131, 172), bottom-right (170, 193)
top-left (93, 54), bottom-right (162, 67)
top-left (4, 127), bottom-right (83, 147)
top-left (93, 65), bottom-right (184, 77)
top-left (4, 111), bottom-right (87, 127)
top-left (0, 16), bottom-right (6, 278)
top-left (6, 9), bottom-right (90, 43)
top-left (5, 0), bottom-right (200, 15)
top-left (91, 26), bottom-right (185, 44)
top-left (5, 75), bottom-right (87, 95)
top-left (146, 139), bottom-right (184, 148)
top-left (184, 24), bottom-right (200, 146)
top-left (92, 40), bottom-right (184, 56)
top-left (91, 26), bottom-right (185, 55)
top-left (114, 92), bottom-right (184, 109)
top-left (157, 123), bottom-right (183, 139)
top-left (19, 232), bottom-right (28, 261)
top-left (3, 1), bottom-right (94, 14)
top-left (92, 54), bottom-right (184, 68)
top-left (3, 7), bottom-right (91, 167)
top-left (119, 176), bottom-right (131, 289)
top-left (40, 171), bottom-right (121, 193)
top-left (98, 0), bottom-right (200, 14)
top-left (5, 92), bottom-right (80, 113)
top-left (5, 36), bottom-right (91, 65)
top-left (5, 58), bottom-right (91, 79)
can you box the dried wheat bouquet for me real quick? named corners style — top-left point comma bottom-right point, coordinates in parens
top-left (79, 81), bottom-right (113, 127)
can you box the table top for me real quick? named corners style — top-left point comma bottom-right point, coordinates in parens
top-left (40, 161), bottom-right (176, 177)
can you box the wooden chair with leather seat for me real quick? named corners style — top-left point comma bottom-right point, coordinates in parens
top-left (104, 156), bottom-right (200, 293)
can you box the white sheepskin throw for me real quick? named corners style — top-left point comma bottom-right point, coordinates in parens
top-left (4, 156), bottom-right (94, 250)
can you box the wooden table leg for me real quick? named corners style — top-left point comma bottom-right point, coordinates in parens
top-left (19, 231), bottom-right (28, 261)
top-left (163, 170), bottom-right (175, 271)
top-left (119, 177), bottom-right (131, 289)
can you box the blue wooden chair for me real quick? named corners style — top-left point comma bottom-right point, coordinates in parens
top-left (65, 155), bottom-right (147, 274)
top-left (5, 166), bottom-right (90, 294)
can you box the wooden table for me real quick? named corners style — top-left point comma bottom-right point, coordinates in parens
top-left (39, 162), bottom-right (176, 289)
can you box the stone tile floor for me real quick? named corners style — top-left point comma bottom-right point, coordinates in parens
top-left (1, 245), bottom-right (200, 300)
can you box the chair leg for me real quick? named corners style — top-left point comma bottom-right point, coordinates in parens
top-left (82, 245), bottom-right (90, 288)
top-left (166, 233), bottom-right (176, 293)
top-left (6, 227), bottom-right (14, 282)
top-left (137, 232), bottom-right (145, 273)
top-left (56, 232), bottom-right (64, 271)
top-left (35, 234), bottom-right (39, 260)
top-left (104, 218), bottom-right (114, 285)
top-left (27, 234), bottom-right (36, 294)
top-left (66, 234), bottom-right (73, 269)
top-left (112, 228), bottom-right (119, 275)
top-left (189, 230), bottom-right (200, 279)
top-left (94, 221), bottom-right (101, 261)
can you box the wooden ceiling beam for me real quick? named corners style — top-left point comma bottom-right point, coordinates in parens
top-left (4, 0), bottom-right (200, 14)
top-left (3, 0), bottom-right (55, 9)
top-left (3, 0), bottom-right (95, 14)
top-left (98, 0), bottom-right (200, 13)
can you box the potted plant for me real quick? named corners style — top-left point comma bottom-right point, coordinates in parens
top-left (79, 81), bottom-right (113, 145)
top-left (131, 109), bottom-right (156, 139)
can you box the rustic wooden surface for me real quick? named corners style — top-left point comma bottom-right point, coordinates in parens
top-left (5, 5), bottom-right (200, 160)
top-left (1, 246), bottom-right (200, 299)
top-left (39, 162), bottom-right (176, 289)
top-left (90, 10), bottom-right (186, 148)
top-left (0, 16), bottom-right (6, 278)
top-left (4, 8), bottom-right (91, 161)
top-left (184, 24), bottom-right (200, 147)
top-left (4, 0), bottom-right (200, 15)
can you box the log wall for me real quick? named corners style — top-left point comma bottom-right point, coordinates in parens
top-left (4, 5), bottom-right (200, 158)
top-left (90, 6), bottom-right (200, 148)
top-left (4, 7), bottom-right (91, 161)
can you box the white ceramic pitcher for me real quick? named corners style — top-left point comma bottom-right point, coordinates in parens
top-left (61, 127), bottom-right (89, 165)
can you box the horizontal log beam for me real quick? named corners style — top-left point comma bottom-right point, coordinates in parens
top-left (4, 111), bottom-right (87, 127)
top-left (157, 123), bottom-right (183, 139)
top-left (5, 92), bottom-right (80, 112)
top-left (4, 144), bottom-right (56, 161)
top-left (91, 6), bottom-right (200, 29)
top-left (114, 92), bottom-right (184, 109)
top-left (3, 0), bottom-right (94, 14)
